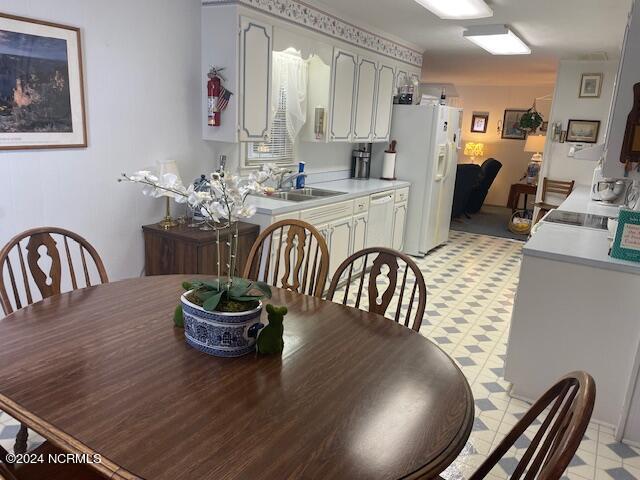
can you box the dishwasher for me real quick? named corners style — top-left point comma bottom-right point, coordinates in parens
top-left (366, 191), bottom-right (395, 248)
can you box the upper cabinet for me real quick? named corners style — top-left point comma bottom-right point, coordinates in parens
top-left (353, 57), bottom-right (377, 142)
top-left (201, 4), bottom-right (417, 145)
top-left (329, 48), bottom-right (358, 142)
top-left (373, 64), bottom-right (396, 142)
top-left (239, 17), bottom-right (273, 142)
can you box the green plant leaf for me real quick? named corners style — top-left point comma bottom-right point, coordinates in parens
top-left (228, 284), bottom-right (250, 299)
top-left (252, 281), bottom-right (272, 298)
top-left (234, 296), bottom-right (263, 302)
top-left (203, 291), bottom-right (224, 312)
top-left (182, 281), bottom-right (193, 291)
top-left (173, 304), bottom-right (184, 328)
top-left (200, 280), bottom-right (223, 291)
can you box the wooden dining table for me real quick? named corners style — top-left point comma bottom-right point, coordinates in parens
top-left (0, 275), bottom-right (473, 480)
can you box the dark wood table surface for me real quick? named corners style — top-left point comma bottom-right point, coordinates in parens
top-left (0, 276), bottom-right (473, 480)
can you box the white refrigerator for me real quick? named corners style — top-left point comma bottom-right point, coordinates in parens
top-left (388, 104), bottom-right (462, 257)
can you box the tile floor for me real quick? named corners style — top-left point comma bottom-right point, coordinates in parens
top-left (1, 231), bottom-right (639, 479)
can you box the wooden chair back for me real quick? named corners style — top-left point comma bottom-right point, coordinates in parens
top-left (243, 219), bottom-right (330, 298)
top-left (541, 178), bottom-right (575, 202)
top-left (326, 247), bottom-right (427, 331)
top-left (470, 371), bottom-right (595, 480)
top-left (0, 227), bottom-right (108, 315)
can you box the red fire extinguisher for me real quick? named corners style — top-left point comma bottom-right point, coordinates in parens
top-left (207, 74), bottom-right (221, 127)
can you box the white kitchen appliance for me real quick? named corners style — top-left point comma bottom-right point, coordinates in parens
top-left (387, 104), bottom-right (462, 256)
top-left (366, 191), bottom-right (395, 248)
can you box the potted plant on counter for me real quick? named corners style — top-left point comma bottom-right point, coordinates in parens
top-left (120, 166), bottom-right (277, 357)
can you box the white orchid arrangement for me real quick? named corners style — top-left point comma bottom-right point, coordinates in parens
top-left (119, 165), bottom-right (275, 287)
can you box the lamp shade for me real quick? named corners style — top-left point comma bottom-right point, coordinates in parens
top-left (464, 142), bottom-right (485, 157)
top-left (157, 160), bottom-right (183, 198)
top-left (524, 135), bottom-right (546, 153)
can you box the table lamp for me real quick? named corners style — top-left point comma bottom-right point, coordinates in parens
top-left (157, 160), bottom-right (182, 229)
top-left (524, 135), bottom-right (546, 184)
top-left (463, 142), bottom-right (485, 163)
top-left (524, 135), bottom-right (546, 162)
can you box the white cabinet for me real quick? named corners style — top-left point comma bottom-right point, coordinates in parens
top-left (238, 16), bottom-right (273, 142)
top-left (392, 202), bottom-right (407, 251)
top-left (327, 216), bottom-right (353, 281)
top-left (351, 211), bottom-right (368, 273)
top-left (353, 57), bottom-right (377, 141)
top-left (329, 48), bottom-right (358, 142)
top-left (373, 64), bottom-right (396, 142)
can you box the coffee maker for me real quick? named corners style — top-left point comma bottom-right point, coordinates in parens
top-left (351, 144), bottom-right (372, 179)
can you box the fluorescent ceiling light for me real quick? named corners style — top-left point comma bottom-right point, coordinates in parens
top-left (414, 0), bottom-right (493, 19)
top-left (463, 25), bottom-right (531, 55)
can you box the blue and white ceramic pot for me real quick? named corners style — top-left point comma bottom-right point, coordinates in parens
top-left (181, 291), bottom-right (263, 358)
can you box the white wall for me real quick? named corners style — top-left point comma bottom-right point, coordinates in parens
top-left (456, 85), bottom-right (554, 206)
top-left (541, 60), bottom-right (620, 186)
top-left (0, 0), bottom-right (226, 282)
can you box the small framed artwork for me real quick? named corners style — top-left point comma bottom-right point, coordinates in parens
top-left (539, 121), bottom-right (549, 133)
top-left (471, 113), bottom-right (489, 133)
top-left (0, 13), bottom-right (87, 150)
top-left (579, 73), bottom-right (603, 98)
top-left (611, 209), bottom-right (640, 263)
top-left (501, 109), bottom-right (528, 140)
top-left (566, 119), bottom-right (600, 143)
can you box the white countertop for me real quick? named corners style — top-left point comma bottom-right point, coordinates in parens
top-left (524, 185), bottom-right (640, 275)
top-left (249, 178), bottom-right (410, 215)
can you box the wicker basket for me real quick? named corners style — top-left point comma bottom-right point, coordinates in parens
top-left (508, 210), bottom-right (532, 235)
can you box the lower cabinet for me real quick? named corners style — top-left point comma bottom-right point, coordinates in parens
top-left (253, 187), bottom-right (409, 290)
top-left (326, 216), bottom-right (353, 283)
top-left (392, 201), bottom-right (407, 251)
top-left (351, 212), bottom-right (368, 274)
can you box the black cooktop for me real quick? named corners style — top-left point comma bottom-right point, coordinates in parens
top-left (544, 210), bottom-right (610, 230)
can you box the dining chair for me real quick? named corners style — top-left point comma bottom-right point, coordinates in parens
top-left (1, 442), bottom-right (106, 480)
top-left (326, 247), bottom-right (427, 331)
top-left (534, 178), bottom-right (575, 224)
top-left (243, 219), bottom-right (330, 298)
top-left (450, 371), bottom-right (595, 480)
top-left (0, 227), bottom-right (108, 454)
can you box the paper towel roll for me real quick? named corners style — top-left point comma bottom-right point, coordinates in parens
top-left (381, 153), bottom-right (397, 179)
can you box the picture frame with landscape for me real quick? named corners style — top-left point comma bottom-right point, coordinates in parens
top-left (501, 109), bottom-right (527, 140)
top-left (0, 13), bottom-right (86, 150)
top-left (566, 119), bottom-right (600, 143)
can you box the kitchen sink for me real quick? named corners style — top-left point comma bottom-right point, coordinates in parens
top-left (294, 187), bottom-right (344, 198)
top-left (269, 187), bottom-right (345, 202)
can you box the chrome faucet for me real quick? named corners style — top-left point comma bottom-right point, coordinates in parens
top-left (277, 171), bottom-right (307, 190)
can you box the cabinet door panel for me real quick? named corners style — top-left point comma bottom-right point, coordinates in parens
top-left (330, 48), bottom-right (357, 142)
top-left (239, 16), bottom-right (272, 142)
top-left (328, 217), bottom-right (353, 281)
top-left (353, 58), bottom-right (377, 141)
top-left (392, 202), bottom-right (407, 251)
top-left (373, 64), bottom-right (395, 141)
top-left (351, 213), bottom-right (368, 273)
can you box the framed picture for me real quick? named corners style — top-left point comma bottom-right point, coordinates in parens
top-left (0, 13), bottom-right (86, 150)
top-left (566, 119), bottom-right (600, 143)
top-left (579, 73), bottom-right (603, 98)
top-left (501, 109), bottom-right (527, 140)
top-left (471, 113), bottom-right (489, 133)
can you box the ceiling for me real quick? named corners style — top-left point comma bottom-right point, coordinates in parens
top-left (316, 0), bottom-right (632, 86)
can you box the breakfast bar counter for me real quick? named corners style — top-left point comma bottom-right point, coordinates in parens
top-left (505, 185), bottom-right (640, 439)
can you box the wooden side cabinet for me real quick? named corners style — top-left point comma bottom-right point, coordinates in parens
top-left (142, 223), bottom-right (259, 276)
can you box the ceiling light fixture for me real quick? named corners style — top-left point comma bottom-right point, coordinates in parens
top-left (413, 0), bottom-right (493, 20)
top-left (463, 25), bottom-right (531, 55)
